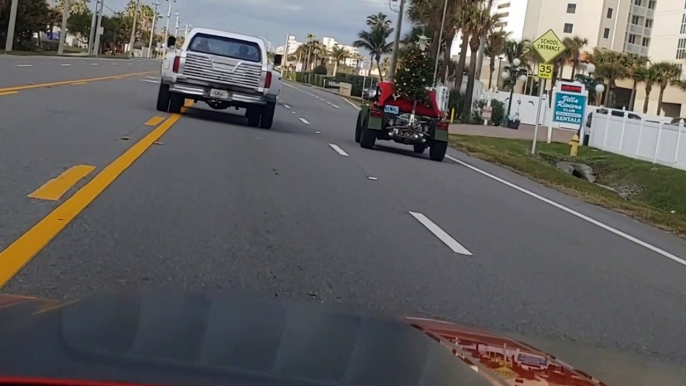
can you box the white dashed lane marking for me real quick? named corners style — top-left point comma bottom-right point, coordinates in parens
top-left (329, 144), bottom-right (349, 157)
top-left (409, 212), bottom-right (473, 256)
top-left (299, 118), bottom-right (310, 125)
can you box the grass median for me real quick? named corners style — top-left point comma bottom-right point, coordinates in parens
top-left (449, 135), bottom-right (686, 236)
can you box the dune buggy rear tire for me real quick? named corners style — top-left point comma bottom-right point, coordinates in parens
top-left (429, 141), bottom-right (447, 162)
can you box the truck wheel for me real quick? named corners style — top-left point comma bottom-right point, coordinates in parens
top-left (413, 143), bottom-right (426, 154)
top-left (247, 108), bottom-right (261, 127)
top-left (360, 126), bottom-right (376, 149)
top-left (156, 83), bottom-right (171, 112)
top-left (169, 93), bottom-right (184, 113)
top-left (429, 141), bottom-right (448, 162)
top-left (355, 111), bottom-right (363, 143)
top-left (259, 102), bottom-right (275, 129)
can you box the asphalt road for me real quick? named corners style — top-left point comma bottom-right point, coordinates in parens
top-left (1, 55), bottom-right (686, 384)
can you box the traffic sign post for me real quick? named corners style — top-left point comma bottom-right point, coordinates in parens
top-left (531, 29), bottom-right (566, 154)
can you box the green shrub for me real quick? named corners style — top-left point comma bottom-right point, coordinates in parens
top-left (313, 65), bottom-right (327, 75)
top-left (490, 99), bottom-right (505, 126)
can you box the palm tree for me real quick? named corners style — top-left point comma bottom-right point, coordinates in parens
top-left (651, 61), bottom-right (682, 115)
top-left (624, 54), bottom-right (649, 110)
top-left (461, 1), bottom-right (501, 120)
top-left (485, 29), bottom-right (510, 89)
top-left (638, 66), bottom-right (660, 113)
top-left (562, 36), bottom-right (588, 79)
top-left (367, 13), bottom-right (392, 29)
top-left (330, 45), bottom-right (350, 75)
top-left (592, 49), bottom-right (628, 106)
top-left (303, 34), bottom-right (316, 71)
top-left (354, 13), bottom-right (394, 81)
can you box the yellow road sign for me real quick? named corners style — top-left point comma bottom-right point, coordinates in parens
top-left (538, 63), bottom-right (553, 79)
top-left (532, 29), bottom-right (566, 64)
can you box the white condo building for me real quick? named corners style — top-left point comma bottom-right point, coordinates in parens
top-left (481, 0), bottom-right (686, 117)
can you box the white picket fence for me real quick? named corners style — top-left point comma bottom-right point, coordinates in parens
top-left (589, 108), bottom-right (686, 170)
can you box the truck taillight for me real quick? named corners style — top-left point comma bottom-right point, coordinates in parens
top-left (437, 120), bottom-right (449, 131)
top-left (172, 56), bottom-right (180, 73)
top-left (265, 72), bottom-right (272, 88)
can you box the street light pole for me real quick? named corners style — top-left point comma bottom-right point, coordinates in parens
top-left (4, 0), bottom-right (19, 52)
top-left (127, 0), bottom-right (140, 56)
top-left (431, 0), bottom-right (449, 86)
top-left (163, 0), bottom-right (174, 51)
top-left (93, 0), bottom-right (105, 55)
top-left (387, 0), bottom-right (406, 80)
top-left (174, 13), bottom-right (180, 41)
top-left (87, 0), bottom-right (100, 55)
top-left (57, 0), bottom-right (70, 55)
top-left (147, 1), bottom-right (159, 58)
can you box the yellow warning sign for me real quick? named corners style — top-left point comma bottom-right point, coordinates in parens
top-left (538, 63), bottom-right (554, 79)
top-left (532, 29), bottom-right (567, 64)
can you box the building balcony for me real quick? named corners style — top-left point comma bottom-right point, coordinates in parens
top-left (625, 42), bottom-right (649, 56)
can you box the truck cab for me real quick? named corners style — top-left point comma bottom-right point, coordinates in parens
top-left (157, 28), bottom-right (281, 129)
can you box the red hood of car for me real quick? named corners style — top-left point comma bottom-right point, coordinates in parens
top-left (406, 317), bottom-right (607, 386)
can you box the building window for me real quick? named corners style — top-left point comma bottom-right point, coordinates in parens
top-left (634, 0), bottom-right (641, 6)
top-left (567, 3), bottom-right (576, 13)
top-left (607, 7), bottom-right (613, 18)
top-left (648, 0), bottom-right (656, 9)
top-left (645, 19), bottom-right (653, 28)
top-left (629, 34), bottom-right (638, 44)
top-left (642, 37), bottom-right (650, 47)
top-left (682, 14), bottom-right (686, 34)
top-left (563, 23), bottom-right (573, 33)
top-left (604, 28), bottom-right (611, 38)
top-left (677, 38), bottom-right (686, 59)
top-left (632, 15), bottom-right (640, 25)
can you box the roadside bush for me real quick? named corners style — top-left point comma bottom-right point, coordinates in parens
top-left (313, 65), bottom-right (327, 75)
top-left (490, 99), bottom-right (504, 126)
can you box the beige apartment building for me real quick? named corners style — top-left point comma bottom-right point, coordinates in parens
top-left (484, 0), bottom-right (686, 117)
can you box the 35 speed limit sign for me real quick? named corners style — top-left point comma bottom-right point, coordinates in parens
top-left (538, 63), bottom-right (553, 80)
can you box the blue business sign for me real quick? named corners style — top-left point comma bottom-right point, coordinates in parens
top-left (553, 92), bottom-right (587, 126)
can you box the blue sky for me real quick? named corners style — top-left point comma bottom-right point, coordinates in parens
top-left (102, 0), bottom-right (404, 48)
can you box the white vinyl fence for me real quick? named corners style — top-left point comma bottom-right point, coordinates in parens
top-left (589, 108), bottom-right (686, 170)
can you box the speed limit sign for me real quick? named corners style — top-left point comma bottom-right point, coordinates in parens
top-left (538, 63), bottom-right (553, 79)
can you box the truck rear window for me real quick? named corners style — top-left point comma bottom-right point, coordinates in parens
top-left (188, 33), bottom-right (262, 62)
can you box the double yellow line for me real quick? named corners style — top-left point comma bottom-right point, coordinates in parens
top-left (0, 71), bottom-right (155, 94)
top-left (0, 109), bottom-right (188, 289)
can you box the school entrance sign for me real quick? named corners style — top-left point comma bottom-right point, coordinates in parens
top-left (532, 29), bottom-right (566, 64)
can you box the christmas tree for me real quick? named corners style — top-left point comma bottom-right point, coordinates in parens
top-left (393, 45), bottom-right (434, 106)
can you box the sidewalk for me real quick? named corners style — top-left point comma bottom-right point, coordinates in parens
top-left (449, 122), bottom-right (576, 143)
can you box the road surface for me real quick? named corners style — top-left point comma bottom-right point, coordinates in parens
top-left (0, 55), bottom-right (685, 383)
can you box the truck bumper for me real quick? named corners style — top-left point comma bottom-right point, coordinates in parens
top-left (169, 82), bottom-right (270, 105)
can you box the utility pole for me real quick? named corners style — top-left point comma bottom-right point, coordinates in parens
top-left (88, 0), bottom-right (99, 54)
top-left (147, 1), bottom-right (159, 58)
top-left (184, 24), bottom-right (191, 40)
top-left (174, 13), bottom-right (180, 42)
top-left (57, 0), bottom-right (70, 55)
top-left (163, 0), bottom-right (175, 52)
top-left (93, 0), bottom-right (105, 55)
top-left (127, 0), bottom-right (140, 56)
top-left (387, 0), bottom-right (406, 79)
top-left (4, 0), bottom-right (19, 52)
top-left (431, 0), bottom-right (449, 85)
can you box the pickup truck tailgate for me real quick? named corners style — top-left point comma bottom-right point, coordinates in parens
top-left (182, 53), bottom-right (263, 90)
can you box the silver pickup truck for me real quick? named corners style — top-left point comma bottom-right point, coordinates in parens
top-left (157, 28), bottom-right (281, 129)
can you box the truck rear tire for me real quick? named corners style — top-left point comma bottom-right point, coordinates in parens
top-left (429, 141), bottom-right (447, 162)
top-left (355, 111), bottom-right (363, 143)
top-left (360, 126), bottom-right (376, 149)
top-left (259, 102), bottom-right (275, 129)
top-left (156, 83), bottom-right (171, 112)
top-left (247, 108), bottom-right (260, 127)
top-left (169, 93), bottom-right (184, 113)
top-left (413, 143), bottom-right (426, 154)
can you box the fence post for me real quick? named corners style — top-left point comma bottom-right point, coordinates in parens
top-left (619, 109), bottom-right (628, 153)
top-left (636, 116), bottom-right (644, 156)
top-left (602, 108), bottom-right (611, 150)
top-left (674, 120), bottom-right (684, 164)
top-left (653, 120), bottom-right (664, 163)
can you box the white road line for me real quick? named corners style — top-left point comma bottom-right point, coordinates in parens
top-left (329, 144), bottom-right (350, 157)
top-left (409, 212), bottom-right (473, 255)
top-left (284, 104), bottom-right (291, 109)
top-left (112, 63), bottom-right (118, 65)
top-left (60, 64), bottom-right (71, 66)
top-left (299, 117), bottom-right (310, 125)
top-left (445, 155), bottom-right (686, 266)
top-left (141, 79), bottom-right (159, 84)
top-left (16, 64), bottom-right (32, 67)
top-left (292, 111), bottom-right (296, 114)
top-left (146, 76), bottom-right (159, 79)
top-left (331, 104), bottom-right (340, 109)
top-left (341, 97), bottom-right (361, 110)
top-left (91, 63), bottom-right (98, 66)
